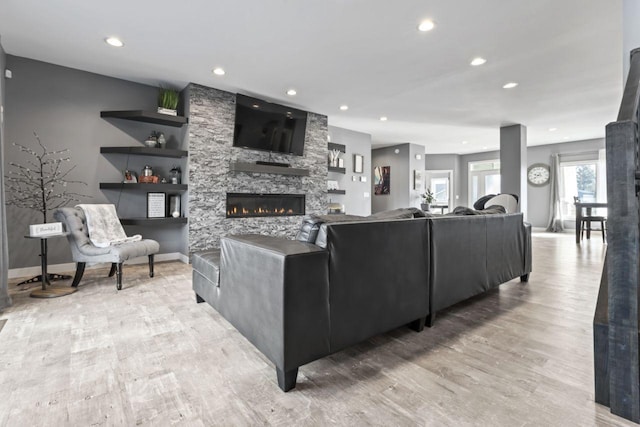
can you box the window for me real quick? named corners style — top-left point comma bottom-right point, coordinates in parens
top-left (430, 177), bottom-right (449, 204)
top-left (559, 153), bottom-right (606, 218)
top-left (425, 170), bottom-right (453, 211)
top-left (468, 160), bottom-right (500, 206)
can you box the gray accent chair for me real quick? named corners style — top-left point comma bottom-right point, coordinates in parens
top-left (54, 207), bottom-right (160, 290)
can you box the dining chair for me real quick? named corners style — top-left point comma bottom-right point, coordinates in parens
top-left (574, 196), bottom-right (606, 242)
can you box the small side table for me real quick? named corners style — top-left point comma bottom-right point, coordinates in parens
top-left (21, 233), bottom-right (76, 298)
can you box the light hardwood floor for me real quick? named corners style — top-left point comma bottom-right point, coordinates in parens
top-left (0, 231), bottom-right (634, 426)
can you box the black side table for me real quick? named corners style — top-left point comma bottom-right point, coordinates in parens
top-left (21, 233), bottom-right (76, 298)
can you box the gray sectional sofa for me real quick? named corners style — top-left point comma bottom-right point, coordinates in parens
top-left (192, 209), bottom-right (531, 391)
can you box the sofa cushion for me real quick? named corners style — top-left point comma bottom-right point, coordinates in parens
top-left (450, 205), bottom-right (506, 215)
top-left (295, 214), bottom-right (366, 243)
top-left (192, 250), bottom-right (221, 287)
top-left (369, 207), bottom-right (426, 220)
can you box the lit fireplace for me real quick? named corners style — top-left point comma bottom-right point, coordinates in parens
top-left (226, 193), bottom-right (305, 218)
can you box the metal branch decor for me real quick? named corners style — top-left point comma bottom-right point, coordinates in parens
top-left (5, 132), bottom-right (88, 223)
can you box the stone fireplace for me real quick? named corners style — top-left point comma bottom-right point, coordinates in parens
top-left (188, 84), bottom-right (328, 252)
top-left (226, 193), bottom-right (305, 218)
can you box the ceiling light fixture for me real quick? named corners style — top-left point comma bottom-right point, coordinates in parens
top-left (548, 127), bottom-right (557, 132)
top-left (503, 82), bottom-right (518, 89)
top-left (418, 20), bottom-right (435, 32)
top-left (252, 104), bottom-right (260, 109)
top-left (213, 67), bottom-right (225, 76)
top-left (380, 116), bottom-right (388, 121)
top-left (482, 146), bottom-right (488, 150)
top-left (461, 141), bottom-right (468, 145)
top-left (286, 89), bottom-right (297, 96)
top-left (340, 105), bottom-right (349, 111)
top-left (105, 37), bottom-right (124, 47)
top-left (470, 57), bottom-right (487, 66)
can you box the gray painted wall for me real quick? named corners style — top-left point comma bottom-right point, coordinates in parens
top-left (328, 125), bottom-right (372, 216)
top-left (371, 143), bottom-right (424, 213)
top-left (187, 84), bottom-right (328, 252)
top-left (434, 138), bottom-right (605, 227)
top-left (0, 38), bottom-right (11, 309)
top-left (4, 56), bottom-right (188, 268)
top-left (527, 138), bottom-right (604, 227)
top-left (500, 125), bottom-right (528, 217)
top-left (371, 145), bottom-right (409, 213)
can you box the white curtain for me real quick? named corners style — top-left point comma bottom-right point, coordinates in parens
top-left (546, 154), bottom-right (564, 232)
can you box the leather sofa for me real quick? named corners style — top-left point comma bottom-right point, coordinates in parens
top-left (192, 211), bottom-right (531, 391)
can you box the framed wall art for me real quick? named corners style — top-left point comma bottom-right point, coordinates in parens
top-left (353, 154), bottom-right (364, 173)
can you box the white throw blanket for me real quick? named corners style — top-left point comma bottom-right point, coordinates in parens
top-left (77, 204), bottom-right (142, 248)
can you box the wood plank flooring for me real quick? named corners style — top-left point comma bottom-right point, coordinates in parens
top-left (0, 231), bottom-right (635, 426)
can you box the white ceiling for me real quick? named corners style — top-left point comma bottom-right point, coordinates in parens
top-left (0, 0), bottom-right (623, 154)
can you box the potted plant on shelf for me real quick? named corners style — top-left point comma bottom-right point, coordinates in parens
top-left (421, 189), bottom-right (435, 211)
top-left (157, 88), bottom-right (179, 116)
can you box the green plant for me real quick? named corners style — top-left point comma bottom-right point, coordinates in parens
top-left (158, 88), bottom-right (179, 110)
top-left (421, 189), bottom-right (435, 205)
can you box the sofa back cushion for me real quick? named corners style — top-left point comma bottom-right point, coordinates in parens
top-left (295, 214), bottom-right (366, 243)
top-left (322, 218), bottom-right (430, 352)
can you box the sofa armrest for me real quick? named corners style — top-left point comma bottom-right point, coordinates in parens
top-left (219, 235), bottom-right (330, 372)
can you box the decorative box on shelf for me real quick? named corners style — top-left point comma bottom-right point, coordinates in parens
top-left (157, 107), bottom-right (177, 116)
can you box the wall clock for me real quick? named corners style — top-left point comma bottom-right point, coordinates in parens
top-left (527, 163), bottom-right (550, 187)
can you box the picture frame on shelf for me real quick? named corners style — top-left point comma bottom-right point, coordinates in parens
top-left (147, 192), bottom-right (166, 218)
top-left (354, 154), bottom-right (364, 173)
top-left (123, 169), bottom-right (137, 183)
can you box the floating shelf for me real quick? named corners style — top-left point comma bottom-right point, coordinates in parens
top-left (119, 217), bottom-right (188, 226)
top-left (100, 146), bottom-right (188, 158)
top-left (328, 166), bottom-right (346, 174)
top-left (100, 183), bottom-right (188, 191)
top-left (328, 142), bottom-right (346, 153)
top-left (230, 162), bottom-right (309, 176)
top-left (328, 189), bottom-right (346, 195)
top-left (100, 110), bottom-right (188, 127)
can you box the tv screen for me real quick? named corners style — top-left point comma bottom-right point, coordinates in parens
top-left (233, 94), bottom-right (308, 156)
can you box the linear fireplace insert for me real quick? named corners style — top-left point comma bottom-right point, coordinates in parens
top-left (226, 193), bottom-right (305, 218)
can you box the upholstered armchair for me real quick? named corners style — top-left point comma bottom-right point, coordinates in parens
top-left (53, 207), bottom-right (160, 290)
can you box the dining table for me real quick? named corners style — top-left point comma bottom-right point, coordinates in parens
top-left (575, 202), bottom-right (608, 244)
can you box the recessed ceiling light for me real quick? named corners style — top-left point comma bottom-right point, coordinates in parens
top-left (418, 20), bottom-right (435, 32)
top-left (379, 116), bottom-right (388, 121)
top-left (105, 37), bottom-right (124, 47)
top-left (339, 105), bottom-right (349, 111)
top-left (213, 67), bottom-right (225, 76)
top-left (394, 149), bottom-right (400, 154)
top-left (462, 140), bottom-right (468, 144)
top-left (286, 89), bottom-right (297, 96)
top-left (563, 136), bottom-right (570, 140)
top-left (252, 104), bottom-right (260, 109)
top-left (470, 57), bottom-right (487, 66)
top-left (502, 82), bottom-right (518, 89)
top-left (548, 127), bottom-right (558, 132)
top-left (482, 146), bottom-right (488, 150)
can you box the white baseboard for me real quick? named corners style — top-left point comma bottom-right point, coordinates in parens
top-left (8, 252), bottom-right (189, 279)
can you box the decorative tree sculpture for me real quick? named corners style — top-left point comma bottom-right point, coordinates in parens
top-left (5, 132), bottom-right (88, 223)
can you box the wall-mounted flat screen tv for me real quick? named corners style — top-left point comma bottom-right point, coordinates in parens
top-left (233, 94), bottom-right (307, 156)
